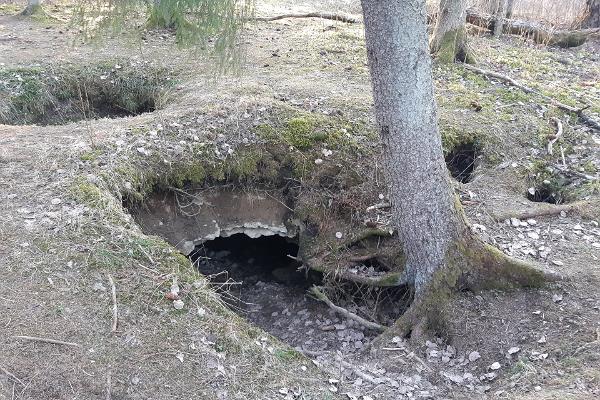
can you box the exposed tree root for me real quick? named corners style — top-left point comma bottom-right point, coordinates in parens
top-left (492, 200), bottom-right (599, 221)
top-left (20, 4), bottom-right (44, 17)
top-left (254, 12), bottom-right (358, 24)
top-left (340, 227), bottom-right (394, 249)
top-left (309, 286), bottom-right (386, 332)
top-left (463, 64), bottom-right (600, 131)
top-left (379, 234), bottom-right (559, 342)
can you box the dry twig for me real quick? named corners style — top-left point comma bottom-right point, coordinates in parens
top-left (254, 12), bottom-right (357, 24)
top-left (547, 117), bottom-right (563, 155)
top-left (108, 274), bottom-right (118, 333)
top-left (12, 335), bottom-right (81, 347)
top-left (309, 286), bottom-right (385, 332)
top-left (339, 359), bottom-right (380, 384)
top-left (0, 366), bottom-right (25, 386)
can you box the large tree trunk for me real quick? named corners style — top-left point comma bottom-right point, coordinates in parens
top-left (583, 0), bottom-right (600, 28)
top-left (21, 0), bottom-right (42, 16)
top-left (430, 0), bottom-right (473, 63)
top-left (360, 0), bottom-right (467, 296)
top-left (360, 0), bottom-right (554, 337)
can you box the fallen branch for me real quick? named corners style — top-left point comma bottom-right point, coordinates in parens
top-left (108, 274), bottom-right (118, 333)
top-left (492, 200), bottom-right (594, 221)
top-left (12, 335), bottom-right (81, 347)
top-left (547, 117), bottom-right (563, 155)
top-left (309, 286), bottom-right (386, 332)
top-left (254, 12), bottom-right (358, 24)
top-left (463, 64), bottom-right (600, 131)
top-left (466, 9), bottom-right (600, 48)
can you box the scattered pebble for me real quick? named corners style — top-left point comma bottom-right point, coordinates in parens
top-left (468, 351), bottom-right (481, 362)
top-left (173, 299), bottom-right (185, 310)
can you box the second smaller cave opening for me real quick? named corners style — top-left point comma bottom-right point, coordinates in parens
top-left (445, 142), bottom-right (479, 183)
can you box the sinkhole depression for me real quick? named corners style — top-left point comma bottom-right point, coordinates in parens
top-left (130, 187), bottom-right (407, 353)
top-left (0, 62), bottom-right (172, 125)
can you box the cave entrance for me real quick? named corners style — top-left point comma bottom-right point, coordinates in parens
top-left (129, 187), bottom-right (403, 354)
top-left (189, 233), bottom-right (401, 354)
top-left (190, 234), bottom-right (314, 288)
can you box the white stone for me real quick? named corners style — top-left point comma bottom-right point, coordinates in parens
top-left (468, 351), bottom-right (481, 362)
top-left (489, 362), bottom-right (501, 370)
top-left (173, 300), bottom-right (185, 310)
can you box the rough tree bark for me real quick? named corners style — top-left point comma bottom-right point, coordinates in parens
top-left (430, 0), bottom-right (473, 63)
top-left (493, 0), bottom-right (508, 37)
top-left (583, 0), bottom-right (600, 28)
top-left (505, 0), bottom-right (515, 19)
top-left (360, 0), bottom-right (553, 337)
top-left (21, 0), bottom-right (43, 16)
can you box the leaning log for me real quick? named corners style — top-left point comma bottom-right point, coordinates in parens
top-left (465, 9), bottom-right (600, 48)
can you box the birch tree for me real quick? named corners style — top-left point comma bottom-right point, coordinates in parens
top-left (360, 0), bottom-right (552, 337)
top-left (430, 0), bottom-right (473, 63)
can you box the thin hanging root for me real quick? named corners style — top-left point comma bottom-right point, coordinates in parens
top-left (309, 286), bottom-right (386, 332)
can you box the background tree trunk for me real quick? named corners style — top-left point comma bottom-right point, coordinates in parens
top-left (505, 0), bottom-right (515, 19)
top-left (430, 0), bottom-right (472, 63)
top-left (493, 0), bottom-right (508, 36)
top-left (21, 0), bottom-right (42, 16)
top-left (583, 0), bottom-right (600, 28)
top-left (360, 0), bottom-right (464, 295)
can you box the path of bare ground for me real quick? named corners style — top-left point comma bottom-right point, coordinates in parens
top-left (1, 1), bottom-right (599, 399)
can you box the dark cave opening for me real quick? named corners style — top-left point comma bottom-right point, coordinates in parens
top-left (187, 233), bottom-right (406, 354)
top-left (445, 142), bottom-right (478, 183)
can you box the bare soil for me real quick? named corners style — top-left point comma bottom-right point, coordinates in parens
top-left (1, 1), bottom-right (599, 400)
